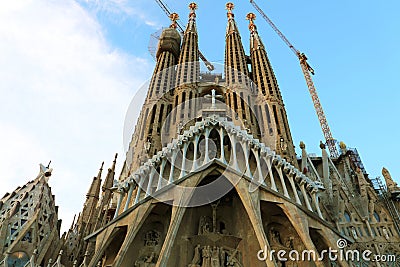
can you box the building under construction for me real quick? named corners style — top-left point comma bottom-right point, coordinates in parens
top-left (1, 2), bottom-right (399, 267)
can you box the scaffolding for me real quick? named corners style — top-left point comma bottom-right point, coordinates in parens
top-left (347, 148), bottom-right (367, 175)
top-left (372, 176), bottom-right (400, 235)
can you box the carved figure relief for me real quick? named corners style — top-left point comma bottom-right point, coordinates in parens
top-left (187, 246), bottom-right (242, 267)
top-left (144, 230), bottom-right (160, 247)
top-left (134, 252), bottom-right (156, 267)
top-left (198, 216), bottom-right (213, 235)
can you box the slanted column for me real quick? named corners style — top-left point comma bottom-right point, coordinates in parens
top-left (311, 190), bottom-right (323, 219)
top-left (4, 252), bottom-right (10, 267)
top-left (113, 187), bottom-right (125, 219)
top-left (191, 136), bottom-right (200, 172)
top-left (229, 133), bottom-right (239, 171)
top-left (124, 180), bottom-right (136, 212)
top-left (169, 150), bottom-right (178, 183)
top-left (275, 160), bottom-right (289, 198)
top-left (219, 128), bottom-right (227, 164)
top-left (288, 171), bottom-right (302, 205)
top-left (145, 168), bottom-right (156, 198)
top-left (252, 148), bottom-right (265, 185)
top-left (242, 141), bottom-right (253, 179)
top-left (299, 178), bottom-right (313, 211)
top-left (180, 143), bottom-right (189, 178)
top-left (134, 175), bottom-right (145, 205)
top-left (265, 154), bottom-right (277, 191)
top-left (157, 159), bottom-right (167, 190)
top-left (203, 128), bottom-right (211, 165)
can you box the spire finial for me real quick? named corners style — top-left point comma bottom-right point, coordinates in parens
top-left (169, 13), bottom-right (179, 29)
top-left (246, 13), bottom-right (257, 32)
top-left (189, 3), bottom-right (198, 18)
top-left (226, 3), bottom-right (235, 19)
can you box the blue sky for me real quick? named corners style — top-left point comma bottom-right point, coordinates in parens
top-left (0, 0), bottom-right (399, 231)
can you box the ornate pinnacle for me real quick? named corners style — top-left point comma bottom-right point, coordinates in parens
top-left (169, 13), bottom-right (179, 29)
top-left (189, 3), bottom-right (197, 18)
top-left (226, 2), bottom-right (235, 19)
top-left (189, 2), bottom-right (198, 11)
top-left (246, 13), bottom-right (257, 32)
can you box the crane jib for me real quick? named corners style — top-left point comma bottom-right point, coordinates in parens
top-left (250, 0), bottom-right (339, 157)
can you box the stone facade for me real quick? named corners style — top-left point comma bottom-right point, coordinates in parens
top-left (1, 2), bottom-right (399, 267)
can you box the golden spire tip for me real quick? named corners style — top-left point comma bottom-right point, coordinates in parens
top-left (169, 13), bottom-right (179, 28)
top-left (226, 2), bottom-right (235, 11)
top-left (189, 3), bottom-right (198, 11)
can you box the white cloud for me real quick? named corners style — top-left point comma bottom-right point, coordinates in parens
top-left (0, 0), bottom-right (152, 232)
top-left (78, 0), bottom-right (162, 29)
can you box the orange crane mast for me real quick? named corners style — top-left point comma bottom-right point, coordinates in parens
top-left (250, 0), bottom-right (339, 158)
top-left (154, 0), bottom-right (215, 71)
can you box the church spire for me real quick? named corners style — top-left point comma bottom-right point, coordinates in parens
top-left (86, 162), bottom-right (103, 199)
top-left (176, 3), bottom-right (200, 86)
top-left (247, 13), bottom-right (297, 164)
top-left (225, 3), bottom-right (250, 88)
top-left (94, 154), bottom-right (118, 230)
top-left (147, 12), bottom-right (181, 99)
top-left (125, 13), bottom-right (182, 170)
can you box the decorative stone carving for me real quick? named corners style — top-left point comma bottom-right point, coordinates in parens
top-left (269, 227), bottom-right (283, 246)
top-left (201, 246), bottom-right (212, 267)
top-left (188, 245), bottom-right (242, 267)
top-left (382, 167), bottom-right (398, 191)
top-left (226, 249), bottom-right (242, 267)
top-left (211, 246), bottom-right (220, 267)
top-left (198, 216), bottom-right (212, 235)
top-left (144, 230), bottom-right (161, 247)
top-left (134, 252), bottom-right (156, 267)
top-left (188, 244), bottom-right (202, 267)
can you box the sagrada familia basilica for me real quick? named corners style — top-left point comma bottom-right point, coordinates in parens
top-left (1, 3), bottom-right (399, 267)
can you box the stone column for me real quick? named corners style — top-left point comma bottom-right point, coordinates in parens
top-left (288, 171), bottom-right (301, 205)
top-left (169, 151), bottom-right (178, 183)
top-left (242, 141), bottom-right (253, 179)
top-left (114, 187), bottom-right (125, 219)
top-left (219, 128), bottom-right (227, 164)
top-left (134, 175), bottom-right (145, 205)
top-left (311, 190), bottom-right (323, 219)
top-left (179, 143), bottom-right (189, 178)
top-left (124, 183), bottom-right (135, 212)
top-left (265, 155), bottom-right (277, 192)
top-left (145, 168), bottom-right (156, 198)
top-left (203, 128), bottom-right (211, 165)
top-left (252, 148), bottom-right (265, 185)
top-left (275, 165), bottom-right (290, 198)
top-left (191, 136), bottom-right (200, 172)
top-left (157, 159), bottom-right (167, 190)
top-left (299, 179), bottom-right (313, 212)
top-left (229, 133), bottom-right (239, 171)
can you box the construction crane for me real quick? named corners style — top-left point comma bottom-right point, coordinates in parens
top-left (154, 0), bottom-right (215, 71)
top-left (250, 0), bottom-right (339, 158)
